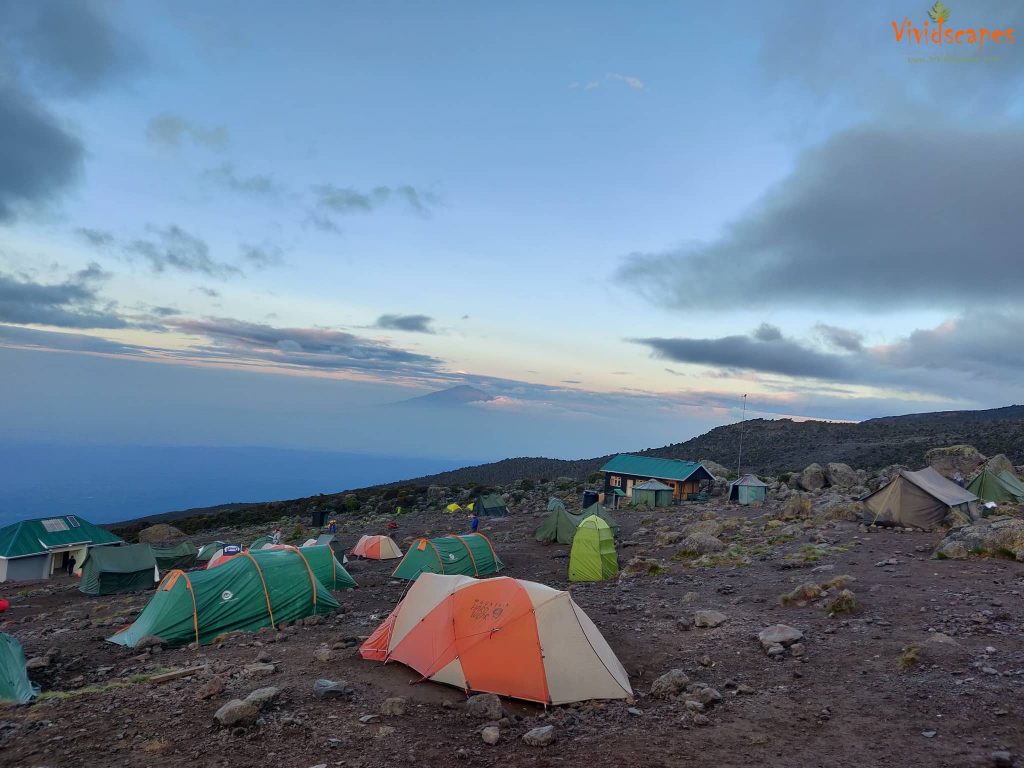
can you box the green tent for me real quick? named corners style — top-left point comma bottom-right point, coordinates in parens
top-left (0, 633), bottom-right (39, 704)
top-left (108, 548), bottom-right (341, 648)
top-left (250, 535), bottom-right (274, 550)
top-left (632, 479), bottom-right (673, 508)
top-left (79, 544), bottom-right (158, 596)
top-left (998, 471), bottom-right (1024, 500)
top-left (968, 468), bottom-right (1024, 503)
top-left (196, 541), bottom-right (226, 562)
top-left (392, 533), bottom-right (503, 580)
top-left (569, 515), bottom-right (618, 582)
top-left (581, 502), bottom-right (619, 537)
top-left (152, 541), bottom-right (199, 572)
top-left (472, 493), bottom-right (508, 517)
top-left (285, 544), bottom-right (356, 590)
top-left (534, 498), bottom-right (585, 544)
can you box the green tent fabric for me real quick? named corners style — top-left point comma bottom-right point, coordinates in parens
top-left (569, 515), bottom-right (618, 582)
top-left (108, 548), bottom-right (340, 648)
top-left (196, 541), bottom-right (225, 562)
top-left (472, 493), bottom-right (508, 517)
top-left (392, 533), bottom-right (503, 580)
top-left (283, 544), bottom-right (356, 590)
top-left (152, 541), bottom-right (199, 571)
top-left (968, 469), bottom-right (1024, 503)
top-left (534, 498), bottom-right (585, 544)
top-left (250, 535), bottom-right (274, 551)
top-left (581, 502), bottom-right (619, 537)
top-left (998, 471), bottom-right (1024, 500)
top-left (79, 544), bottom-right (158, 595)
top-left (0, 633), bottom-right (39, 704)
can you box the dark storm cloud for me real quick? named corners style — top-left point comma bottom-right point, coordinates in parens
top-left (146, 114), bottom-right (228, 150)
top-left (373, 314), bottom-right (435, 334)
top-left (167, 317), bottom-right (445, 377)
top-left (203, 163), bottom-right (281, 197)
top-left (125, 225), bottom-right (241, 278)
top-left (0, 266), bottom-right (127, 329)
top-left (308, 184), bottom-right (439, 231)
top-left (620, 125), bottom-right (1024, 310)
top-left (0, 82), bottom-right (83, 221)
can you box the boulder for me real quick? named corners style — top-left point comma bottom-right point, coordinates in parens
top-left (934, 519), bottom-right (1024, 562)
top-left (244, 686), bottom-right (281, 710)
top-left (214, 699), bottom-right (259, 727)
top-left (313, 679), bottom-right (355, 699)
top-left (650, 669), bottom-right (690, 698)
top-left (380, 697), bottom-right (406, 716)
top-left (693, 610), bottom-right (728, 628)
top-left (135, 635), bottom-right (166, 651)
top-left (985, 454), bottom-right (1016, 477)
top-left (681, 520), bottom-right (723, 539)
top-left (924, 445), bottom-right (986, 480)
top-left (654, 530), bottom-right (684, 547)
top-left (522, 725), bottom-right (555, 747)
top-left (481, 726), bottom-right (500, 745)
top-left (465, 693), bottom-right (503, 720)
top-left (825, 463), bottom-right (858, 489)
top-left (313, 646), bottom-right (334, 663)
top-left (797, 464), bottom-right (827, 491)
top-left (699, 459), bottom-right (730, 479)
top-left (757, 624), bottom-right (804, 648)
top-left (137, 523), bottom-right (185, 545)
top-left (676, 534), bottom-right (726, 556)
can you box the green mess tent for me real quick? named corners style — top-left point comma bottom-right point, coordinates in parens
top-left (569, 515), bottom-right (618, 582)
top-left (472, 493), bottom-right (508, 517)
top-left (534, 498), bottom-right (585, 545)
top-left (0, 633), bottom-right (39, 704)
top-left (967, 468), bottom-right (1024, 504)
top-left (581, 502), bottom-right (619, 537)
top-left (79, 543), bottom-right (158, 596)
top-left (279, 544), bottom-right (356, 590)
top-left (196, 541), bottom-right (226, 562)
top-left (392, 533), bottom-right (503, 580)
top-left (108, 548), bottom-right (342, 648)
top-left (151, 541), bottom-right (199, 571)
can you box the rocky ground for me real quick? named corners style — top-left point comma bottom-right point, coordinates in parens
top-left (2, 487), bottom-right (1023, 768)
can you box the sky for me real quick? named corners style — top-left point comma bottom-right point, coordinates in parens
top-left (1, 0), bottom-right (1023, 463)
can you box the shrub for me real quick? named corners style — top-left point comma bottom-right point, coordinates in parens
top-left (824, 588), bottom-right (858, 614)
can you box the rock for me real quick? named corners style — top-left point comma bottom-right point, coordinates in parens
top-left (758, 625), bottom-right (804, 648)
top-left (789, 642), bottom-right (805, 658)
top-left (690, 713), bottom-right (711, 726)
top-left (650, 669), bottom-right (690, 698)
top-left (676, 533), bottom-right (726, 556)
top-left (655, 530), bottom-right (684, 547)
top-left (934, 519), bottom-right (1024, 562)
top-left (700, 459), bottom-right (730, 479)
top-left (313, 646), bottom-right (334, 663)
top-left (25, 656), bottom-right (50, 670)
top-left (380, 697), bottom-right (406, 716)
top-left (359, 714), bottom-right (380, 724)
top-left (985, 454), bottom-right (1016, 477)
top-left (481, 726), bottom-right (500, 745)
top-left (196, 676), bottom-right (226, 700)
top-left (693, 610), bottom-right (728, 628)
top-left (766, 644), bottom-right (786, 659)
top-left (465, 693), bottom-right (503, 720)
top-left (798, 464), bottom-right (827, 491)
top-left (245, 663), bottom-right (277, 677)
top-left (427, 485), bottom-right (446, 501)
top-left (991, 750), bottom-right (1012, 767)
top-left (312, 679), bottom-right (354, 699)
top-left (921, 730), bottom-right (937, 738)
top-left (627, 706), bottom-right (643, 716)
top-left (698, 688), bottom-right (722, 706)
top-left (681, 520), bottom-right (723, 539)
top-left (620, 557), bottom-right (666, 577)
top-left (245, 686), bottom-right (281, 710)
top-left (136, 635), bottom-right (166, 651)
top-left (925, 445), bottom-right (986, 479)
top-left (214, 699), bottom-right (259, 728)
top-left (824, 463), bottom-right (858, 489)
top-left (522, 725), bottom-right (555, 747)
top-left (137, 523), bottom-right (185, 544)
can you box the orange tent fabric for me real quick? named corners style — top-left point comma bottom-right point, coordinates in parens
top-left (350, 535), bottom-right (403, 560)
top-left (360, 573), bottom-right (632, 705)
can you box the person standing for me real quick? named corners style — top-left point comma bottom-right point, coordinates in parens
top-left (272, 527), bottom-right (282, 546)
top-left (328, 519), bottom-right (337, 534)
top-left (470, 510), bottom-right (479, 533)
top-left (66, 555), bottom-right (76, 576)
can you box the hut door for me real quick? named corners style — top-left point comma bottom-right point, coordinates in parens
top-left (625, 478), bottom-right (634, 497)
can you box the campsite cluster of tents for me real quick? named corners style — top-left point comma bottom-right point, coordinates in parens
top-left (535, 499), bottom-right (620, 581)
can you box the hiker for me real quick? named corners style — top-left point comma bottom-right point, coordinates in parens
top-left (0, 598), bottom-right (8, 614)
top-left (66, 555), bottom-right (76, 576)
top-left (470, 510), bottom-right (479, 533)
top-left (272, 527), bottom-right (282, 546)
top-left (328, 519), bottom-right (337, 534)
top-left (954, 471), bottom-right (965, 487)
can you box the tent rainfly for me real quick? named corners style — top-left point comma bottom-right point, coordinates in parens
top-left (534, 498), bottom-right (585, 545)
top-left (581, 502), bottom-right (619, 537)
top-left (0, 632), bottom-right (39, 704)
top-left (249, 536), bottom-right (274, 551)
top-left (151, 541), bottom-right (199, 572)
top-left (108, 548), bottom-right (342, 648)
top-left (568, 515), bottom-right (618, 582)
top-left (967, 468), bottom-right (1024, 504)
top-left (391, 533), bottom-right (502, 581)
top-left (79, 543), bottom-right (159, 596)
top-left (471, 493), bottom-right (508, 517)
top-left (350, 535), bottom-right (403, 560)
top-left (360, 573), bottom-right (632, 705)
top-left (863, 467), bottom-right (978, 530)
top-left (196, 541), bottom-right (225, 562)
top-left (729, 474), bottom-right (769, 505)
top-left (631, 479), bottom-right (673, 508)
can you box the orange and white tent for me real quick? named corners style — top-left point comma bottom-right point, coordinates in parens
top-left (360, 573), bottom-right (632, 705)
top-left (350, 535), bottom-right (403, 560)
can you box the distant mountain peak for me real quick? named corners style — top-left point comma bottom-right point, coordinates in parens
top-left (396, 385), bottom-right (495, 407)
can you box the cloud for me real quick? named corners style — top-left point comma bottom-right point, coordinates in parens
top-left (1, 0), bottom-right (143, 97)
top-left (146, 114), bottom-right (228, 150)
top-left (240, 243), bottom-right (285, 269)
top-left (620, 124), bottom-right (1024, 310)
top-left (0, 266), bottom-right (127, 329)
top-left (570, 73), bottom-right (645, 91)
top-left (0, 323), bottom-right (143, 355)
top-left (203, 163), bottom-right (282, 198)
top-left (753, 323), bottom-right (783, 342)
top-left (373, 314), bottom-right (435, 334)
top-left (194, 286), bottom-right (220, 298)
top-left (308, 183), bottom-right (438, 230)
top-left (0, 81), bottom-right (83, 221)
top-left (125, 225), bottom-right (241, 278)
top-left (75, 227), bottom-right (114, 247)
top-left (816, 323), bottom-right (864, 352)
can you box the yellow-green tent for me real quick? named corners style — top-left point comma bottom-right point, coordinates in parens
top-left (568, 515), bottom-right (618, 582)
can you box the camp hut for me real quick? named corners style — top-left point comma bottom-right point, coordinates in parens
top-left (0, 515), bottom-right (122, 583)
top-left (79, 543), bottom-right (159, 596)
top-left (0, 633), bottom-right (39, 704)
top-left (863, 467), bottom-right (978, 530)
top-left (350, 535), bottom-right (402, 560)
top-left (967, 468), bottom-right (1024, 504)
top-left (151, 541), bottom-right (199, 572)
top-left (729, 474), bottom-right (769, 505)
top-left (361, 573), bottom-right (632, 705)
top-left (601, 454), bottom-right (714, 503)
top-left (471, 493), bottom-right (508, 517)
top-left (534, 498), bottom-right (584, 545)
top-left (196, 541), bottom-right (225, 563)
top-left (391, 533), bottom-right (502, 580)
top-left (568, 516), bottom-right (618, 581)
top-left (108, 548), bottom-right (342, 648)
top-left (581, 502), bottom-right (619, 537)
top-left (631, 479), bottom-right (674, 508)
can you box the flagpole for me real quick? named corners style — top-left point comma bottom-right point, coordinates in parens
top-left (736, 394), bottom-right (747, 478)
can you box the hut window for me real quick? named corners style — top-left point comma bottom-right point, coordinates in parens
top-left (609, 475), bottom-right (622, 487)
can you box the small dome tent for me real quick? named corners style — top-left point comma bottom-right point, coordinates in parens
top-left (534, 498), bottom-right (585, 545)
top-left (0, 632), bottom-right (39, 704)
top-left (568, 515), bottom-right (618, 581)
top-left (350, 535), bottom-right (403, 560)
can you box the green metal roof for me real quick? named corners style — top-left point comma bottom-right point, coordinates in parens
top-left (600, 454), bottom-right (710, 483)
top-left (0, 515), bottom-right (123, 559)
